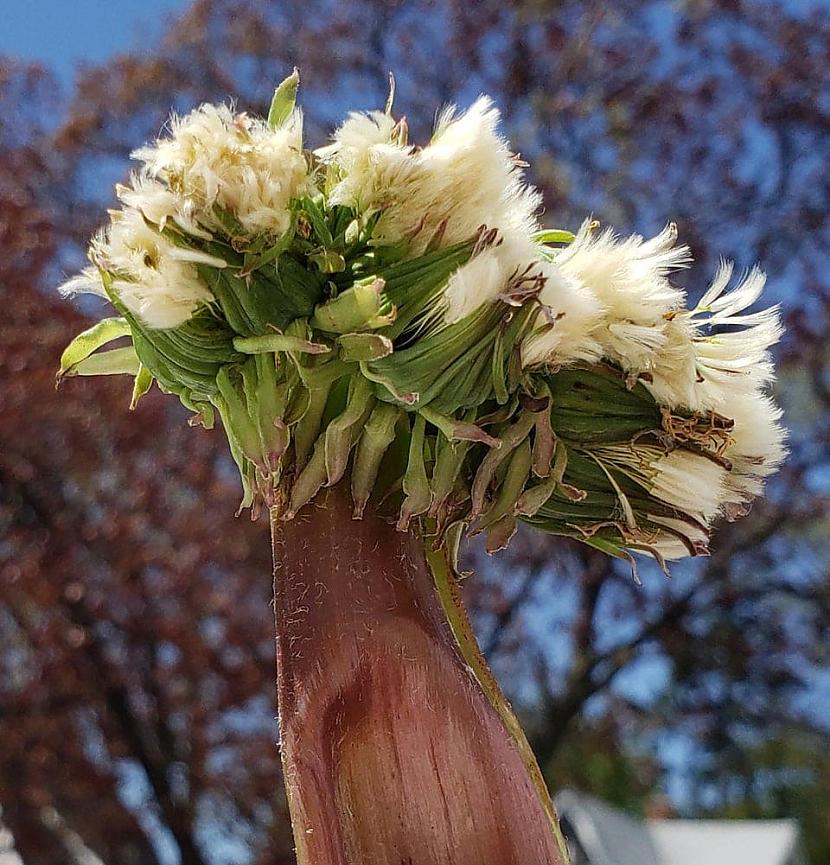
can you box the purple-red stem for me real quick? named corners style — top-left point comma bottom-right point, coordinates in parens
top-left (271, 483), bottom-right (568, 865)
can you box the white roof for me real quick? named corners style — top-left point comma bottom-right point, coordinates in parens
top-left (648, 818), bottom-right (801, 865)
top-left (555, 790), bottom-right (661, 865)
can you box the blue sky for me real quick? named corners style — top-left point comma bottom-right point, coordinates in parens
top-left (0, 0), bottom-right (190, 76)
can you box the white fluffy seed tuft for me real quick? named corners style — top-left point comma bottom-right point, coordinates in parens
top-left (133, 103), bottom-right (311, 238)
top-left (318, 97), bottom-right (544, 322)
top-left (88, 209), bottom-right (220, 328)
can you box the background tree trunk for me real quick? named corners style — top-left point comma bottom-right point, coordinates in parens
top-left (271, 484), bottom-right (568, 865)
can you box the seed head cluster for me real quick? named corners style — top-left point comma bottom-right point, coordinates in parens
top-left (59, 72), bottom-right (785, 571)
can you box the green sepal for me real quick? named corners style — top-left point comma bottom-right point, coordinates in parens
top-left (311, 276), bottom-right (394, 333)
top-left (546, 365), bottom-right (656, 410)
top-left (130, 365), bottom-right (154, 410)
top-left (285, 435), bottom-right (328, 520)
top-left (351, 403), bottom-right (400, 518)
top-left (534, 229), bottom-right (576, 245)
top-left (514, 441), bottom-right (583, 517)
top-left (428, 414), bottom-right (475, 519)
top-left (58, 317), bottom-right (131, 380)
top-left (397, 414), bottom-right (432, 531)
top-left (247, 354), bottom-right (289, 471)
top-left (520, 444), bottom-right (705, 549)
top-left (365, 306), bottom-right (499, 412)
top-left (531, 383), bottom-right (556, 477)
top-left (485, 513), bottom-right (520, 554)
top-left (268, 68), bottom-right (300, 128)
top-left (470, 411), bottom-right (537, 517)
top-left (359, 361), bottom-right (417, 406)
top-left (180, 390), bottom-right (215, 429)
top-left (211, 393), bottom-right (255, 512)
top-left (492, 326), bottom-right (509, 405)
top-left (337, 333), bottom-right (394, 362)
top-left (215, 367), bottom-right (261, 457)
top-left (419, 406), bottom-right (500, 447)
top-left (62, 346), bottom-right (141, 378)
top-left (295, 357), bottom-right (353, 389)
top-left (480, 439), bottom-right (532, 530)
top-left (131, 323), bottom-right (233, 396)
top-left (234, 333), bottom-right (330, 355)
top-left (293, 380), bottom-right (333, 470)
top-left (324, 375), bottom-right (375, 486)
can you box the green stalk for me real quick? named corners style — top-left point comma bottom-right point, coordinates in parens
top-left (270, 484), bottom-right (569, 865)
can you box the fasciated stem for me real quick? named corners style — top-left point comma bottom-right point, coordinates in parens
top-left (270, 484), bottom-right (569, 865)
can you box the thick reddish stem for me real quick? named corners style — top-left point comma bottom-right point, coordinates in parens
top-left (271, 484), bottom-right (568, 865)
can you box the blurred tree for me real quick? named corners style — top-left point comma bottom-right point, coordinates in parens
top-left (2, 0), bottom-right (830, 862)
top-left (712, 730), bottom-right (830, 864)
top-left (0, 62), bottom-right (292, 865)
